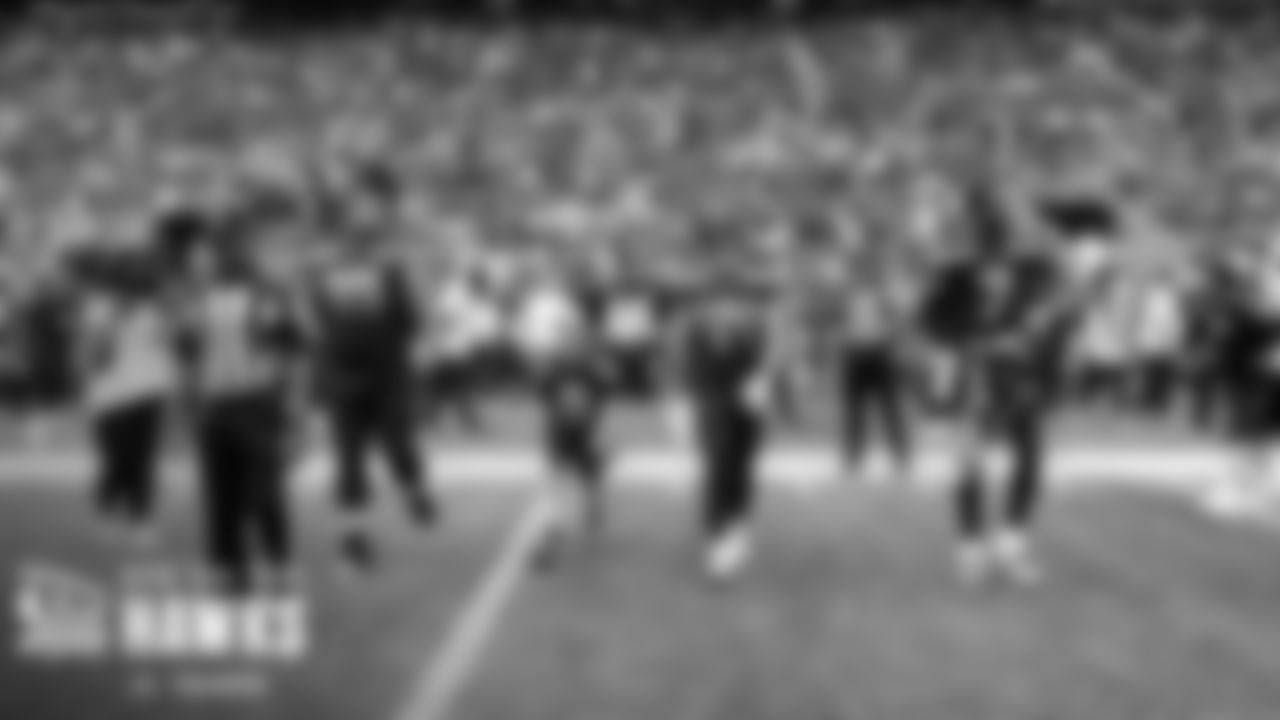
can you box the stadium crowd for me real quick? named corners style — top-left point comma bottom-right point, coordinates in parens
top-left (0, 11), bottom-right (1273, 415)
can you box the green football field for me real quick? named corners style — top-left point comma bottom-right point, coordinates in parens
top-left (0, 428), bottom-right (1278, 720)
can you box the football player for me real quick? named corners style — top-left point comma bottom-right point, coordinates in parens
top-left (667, 242), bottom-right (779, 581)
top-left (527, 269), bottom-right (616, 567)
top-left (307, 175), bottom-right (438, 570)
top-left (921, 183), bottom-right (1079, 586)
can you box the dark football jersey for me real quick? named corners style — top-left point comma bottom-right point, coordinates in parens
top-left (923, 253), bottom-right (1068, 418)
top-left (311, 258), bottom-right (418, 392)
top-left (681, 293), bottom-right (770, 416)
top-left (924, 255), bottom-right (1062, 357)
top-left (542, 350), bottom-right (609, 421)
top-left (1220, 286), bottom-right (1280, 382)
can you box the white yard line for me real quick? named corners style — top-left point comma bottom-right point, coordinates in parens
top-left (0, 443), bottom-right (1238, 492)
top-left (390, 495), bottom-right (553, 720)
top-left (5, 442), bottom-right (1277, 536)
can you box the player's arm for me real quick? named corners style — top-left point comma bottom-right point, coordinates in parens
top-left (989, 259), bottom-right (1079, 356)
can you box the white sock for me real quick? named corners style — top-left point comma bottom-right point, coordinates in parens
top-left (1207, 452), bottom-right (1267, 515)
top-left (991, 528), bottom-right (1041, 582)
top-left (707, 525), bottom-right (752, 579)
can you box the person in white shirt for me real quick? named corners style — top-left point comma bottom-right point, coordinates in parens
top-left (515, 275), bottom-right (585, 377)
top-left (603, 282), bottom-right (659, 398)
top-left (1072, 275), bottom-right (1130, 408)
top-left (1129, 275), bottom-right (1187, 413)
top-left (424, 271), bottom-right (500, 430)
top-left (78, 258), bottom-right (175, 545)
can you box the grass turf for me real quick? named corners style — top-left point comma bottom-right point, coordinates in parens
top-left (0, 483), bottom-right (527, 720)
top-left (460, 485), bottom-right (1280, 720)
top-left (0, 398), bottom-right (1206, 454)
top-left (0, 467), bottom-right (1276, 720)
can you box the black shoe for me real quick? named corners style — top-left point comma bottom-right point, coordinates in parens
top-left (341, 533), bottom-right (378, 571)
top-left (407, 491), bottom-right (441, 529)
top-left (530, 531), bottom-right (565, 572)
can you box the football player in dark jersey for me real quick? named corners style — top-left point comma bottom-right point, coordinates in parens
top-left (528, 270), bottom-right (616, 567)
top-left (667, 251), bottom-right (779, 581)
top-left (308, 180), bottom-right (438, 570)
top-left (1204, 243), bottom-right (1280, 516)
top-left (921, 184), bottom-right (1078, 585)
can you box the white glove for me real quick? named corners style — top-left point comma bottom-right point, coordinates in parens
top-left (743, 375), bottom-right (772, 414)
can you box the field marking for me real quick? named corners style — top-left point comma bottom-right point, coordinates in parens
top-left (391, 495), bottom-right (553, 720)
top-left (0, 442), bottom-right (1239, 492)
top-left (4, 441), bottom-right (1279, 537)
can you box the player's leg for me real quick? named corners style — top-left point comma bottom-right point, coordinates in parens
top-left (376, 392), bottom-right (438, 527)
top-left (950, 398), bottom-right (1018, 585)
top-left (1212, 376), bottom-right (1280, 513)
top-left (89, 405), bottom-right (130, 523)
top-left (197, 404), bottom-right (254, 595)
top-left (1250, 380), bottom-right (1280, 504)
top-left (330, 400), bottom-right (377, 568)
top-left (1207, 370), bottom-right (1267, 515)
top-left (887, 353), bottom-right (918, 479)
top-left (703, 417), bottom-right (761, 580)
top-left (577, 421), bottom-right (610, 538)
top-left (245, 393), bottom-right (297, 590)
top-left (839, 352), bottom-right (871, 480)
top-left (118, 400), bottom-right (165, 544)
top-left (869, 350), bottom-right (915, 484)
top-left (951, 437), bottom-right (993, 583)
top-left (532, 370), bottom-right (608, 566)
top-left (991, 409), bottom-right (1046, 584)
top-left (552, 427), bottom-right (608, 554)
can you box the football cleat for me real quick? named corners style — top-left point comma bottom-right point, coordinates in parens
top-left (705, 527), bottom-right (753, 581)
top-left (340, 532), bottom-right (379, 573)
top-left (1203, 482), bottom-right (1263, 519)
top-left (990, 530), bottom-right (1043, 586)
top-left (956, 539), bottom-right (997, 586)
top-left (407, 490), bottom-right (442, 529)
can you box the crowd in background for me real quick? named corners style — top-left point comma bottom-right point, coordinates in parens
top-left (0, 11), bottom-right (1278, 431)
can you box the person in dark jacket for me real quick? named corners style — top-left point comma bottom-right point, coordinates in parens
top-left (12, 264), bottom-right (80, 444)
top-left (171, 212), bottom-right (305, 595)
top-left (78, 253), bottom-right (174, 546)
top-left (921, 184), bottom-right (1076, 586)
top-left (309, 205), bottom-right (437, 570)
top-left (667, 256), bottom-right (778, 581)
top-left (1204, 246), bottom-right (1280, 515)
